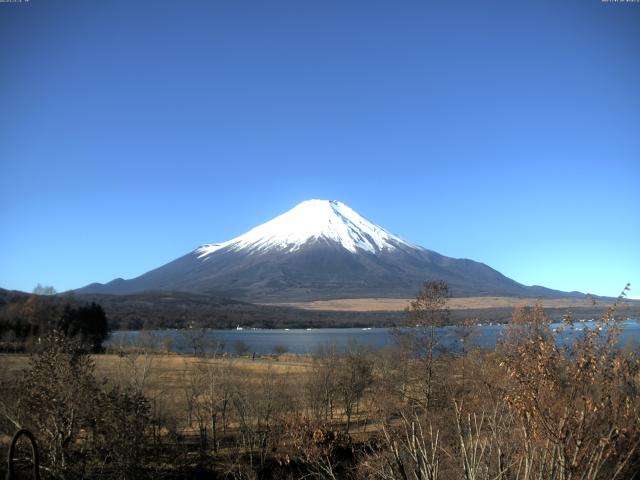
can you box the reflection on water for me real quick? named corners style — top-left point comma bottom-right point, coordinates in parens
top-left (105, 319), bottom-right (640, 355)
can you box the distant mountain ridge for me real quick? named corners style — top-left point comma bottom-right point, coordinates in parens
top-left (77, 199), bottom-right (584, 301)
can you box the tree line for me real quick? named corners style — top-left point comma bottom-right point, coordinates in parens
top-left (0, 291), bottom-right (109, 352)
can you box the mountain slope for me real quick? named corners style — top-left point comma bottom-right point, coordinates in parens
top-left (77, 200), bottom-right (580, 301)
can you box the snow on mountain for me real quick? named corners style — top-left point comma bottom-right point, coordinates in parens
top-left (76, 199), bottom-right (582, 301)
top-left (195, 199), bottom-right (417, 257)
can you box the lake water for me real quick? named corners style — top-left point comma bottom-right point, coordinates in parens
top-left (106, 319), bottom-right (640, 355)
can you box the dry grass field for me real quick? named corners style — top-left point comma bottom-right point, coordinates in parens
top-left (0, 352), bottom-right (314, 416)
top-left (0, 352), bottom-right (317, 442)
top-left (267, 295), bottom-right (616, 312)
top-left (0, 352), bottom-right (313, 377)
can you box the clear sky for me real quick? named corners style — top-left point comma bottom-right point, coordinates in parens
top-left (1, 0), bottom-right (638, 298)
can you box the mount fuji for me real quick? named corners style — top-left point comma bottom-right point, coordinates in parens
top-left (77, 200), bottom-right (576, 301)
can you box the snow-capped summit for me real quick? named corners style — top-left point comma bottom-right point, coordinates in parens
top-left (195, 199), bottom-right (416, 258)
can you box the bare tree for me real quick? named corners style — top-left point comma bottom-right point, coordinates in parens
top-left (307, 344), bottom-right (339, 422)
top-left (335, 344), bottom-right (373, 433)
top-left (398, 280), bottom-right (449, 411)
top-left (116, 331), bottom-right (156, 395)
top-left (32, 283), bottom-right (57, 296)
top-left (451, 317), bottom-right (479, 392)
top-left (182, 323), bottom-right (207, 356)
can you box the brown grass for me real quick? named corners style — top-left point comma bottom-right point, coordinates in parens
top-left (266, 296), bottom-right (615, 312)
top-left (0, 352), bottom-right (314, 429)
top-left (0, 352), bottom-right (312, 375)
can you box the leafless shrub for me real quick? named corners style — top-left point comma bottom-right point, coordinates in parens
top-left (277, 415), bottom-right (355, 480)
top-left (92, 385), bottom-right (151, 479)
top-left (20, 332), bottom-right (100, 476)
top-left (4, 331), bottom-right (155, 479)
top-left (499, 285), bottom-right (640, 480)
top-left (359, 409), bottom-right (440, 480)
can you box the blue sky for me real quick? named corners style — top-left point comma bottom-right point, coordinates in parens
top-left (1, 0), bottom-right (638, 298)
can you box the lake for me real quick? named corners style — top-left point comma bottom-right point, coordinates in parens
top-left (106, 319), bottom-right (640, 355)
